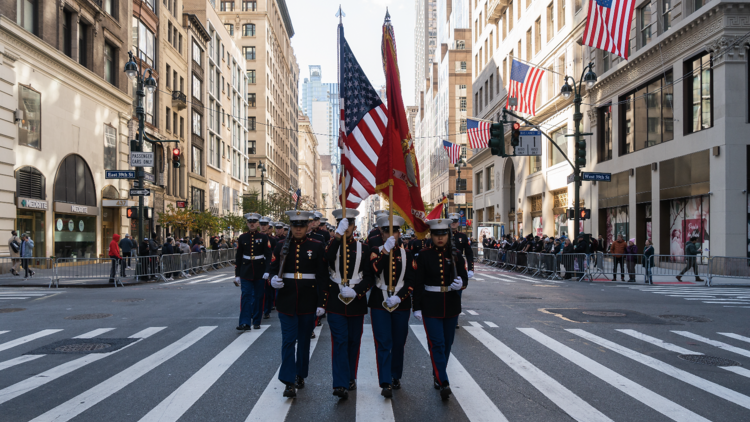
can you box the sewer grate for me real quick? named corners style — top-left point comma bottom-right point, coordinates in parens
top-left (678, 354), bottom-right (741, 367)
top-left (659, 315), bottom-right (712, 323)
top-left (112, 298), bottom-right (145, 303)
top-left (55, 343), bottom-right (112, 353)
top-left (0, 308), bottom-right (25, 313)
top-left (25, 338), bottom-right (138, 355)
top-left (516, 296), bottom-right (542, 299)
top-left (64, 313), bottom-right (113, 320)
top-left (583, 311), bottom-right (626, 317)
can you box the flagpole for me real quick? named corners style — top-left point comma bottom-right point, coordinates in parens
top-left (341, 168), bottom-right (348, 288)
top-left (388, 185), bottom-right (394, 296)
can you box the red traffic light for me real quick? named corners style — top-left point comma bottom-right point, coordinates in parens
top-left (512, 122), bottom-right (520, 130)
top-left (172, 148), bottom-right (181, 157)
top-left (126, 207), bottom-right (137, 218)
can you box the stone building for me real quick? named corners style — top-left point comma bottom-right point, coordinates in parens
top-left (297, 112), bottom-right (320, 210)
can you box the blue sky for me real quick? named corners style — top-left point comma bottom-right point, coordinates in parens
top-left (286, 0), bottom-right (417, 105)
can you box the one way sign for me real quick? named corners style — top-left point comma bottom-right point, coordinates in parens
top-left (129, 189), bottom-right (151, 197)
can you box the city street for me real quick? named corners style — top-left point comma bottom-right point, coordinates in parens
top-left (1, 263), bottom-right (749, 421)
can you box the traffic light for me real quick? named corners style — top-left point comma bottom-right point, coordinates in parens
top-left (488, 122), bottom-right (505, 156)
top-left (172, 148), bottom-right (181, 168)
top-left (579, 208), bottom-right (591, 220)
top-left (510, 122), bottom-right (521, 148)
top-left (567, 208), bottom-right (575, 219)
top-left (576, 138), bottom-right (587, 167)
top-left (127, 207), bottom-right (138, 219)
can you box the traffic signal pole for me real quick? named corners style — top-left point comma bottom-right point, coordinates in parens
top-left (136, 78), bottom-right (145, 245)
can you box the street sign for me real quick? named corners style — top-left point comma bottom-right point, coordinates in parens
top-left (130, 152), bottom-right (154, 167)
top-left (581, 172), bottom-right (612, 182)
top-left (567, 173), bottom-right (576, 184)
top-left (514, 130), bottom-right (542, 156)
top-left (454, 193), bottom-right (466, 205)
top-left (144, 172), bottom-right (155, 183)
top-left (129, 189), bottom-right (151, 197)
top-left (105, 171), bottom-right (135, 179)
top-left (176, 201), bottom-right (187, 208)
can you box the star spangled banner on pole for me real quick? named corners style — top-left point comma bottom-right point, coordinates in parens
top-left (291, 188), bottom-right (300, 202)
top-left (582, 0), bottom-right (636, 60)
top-left (442, 140), bottom-right (461, 164)
top-left (506, 59), bottom-right (545, 116)
top-left (466, 118), bottom-right (491, 149)
top-left (337, 20), bottom-right (387, 209)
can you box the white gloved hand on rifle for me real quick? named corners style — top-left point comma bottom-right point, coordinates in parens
top-left (316, 307), bottom-right (326, 317)
top-left (413, 310), bottom-right (423, 321)
top-left (383, 236), bottom-right (396, 253)
top-left (262, 273), bottom-right (269, 280)
top-left (467, 270), bottom-right (474, 278)
top-left (340, 286), bottom-right (356, 298)
top-left (335, 218), bottom-right (349, 236)
top-left (450, 277), bottom-right (463, 290)
top-left (271, 275), bottom-right (284, 289)
top-left (386, 295), bottom-right (401, 308)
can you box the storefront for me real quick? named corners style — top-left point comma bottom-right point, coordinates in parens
top-left (530, 195), bottom-right (543, 237)
top-left (598, 171), bottom-right (630, 247)
top-left (102, 197), bottom-right (133, 254)
top-left (54, 203), bottom-right (98, 258)
top-left (16, 197), bottom-right (47, 257)
top-left (551, 189), bottom-right (568, 238)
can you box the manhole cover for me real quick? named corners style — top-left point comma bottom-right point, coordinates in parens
top-left (678, 354), bottom-right (741, 366)
top-left (517, 296), bottom-right (542, 299)
top-left (65, 313), bottom-right (113, 320)
top-left (112, 298), bottom-right (145, 303)
top-left (0, 308), bottom-right (25, 313)
top-left (659, 315), bottom-right (712, 323)
top-left (54, 343), bottom-right (112, 353)
top-left (583, 311), bottom-right (626, 317)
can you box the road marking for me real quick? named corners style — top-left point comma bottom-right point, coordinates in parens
top-left (521, 328), bottom-right (708, 422)
top-left (717, 333), bottom-right (750, 344)
top-left (701, 301), bottom-right (750, 305)
top-left (0, 331), bottom-right (8, 335)
top-left (410, 325), bottom-right (508, 422)
top-left (0, 293), bottom-right (48, 296)
top-left (721, 366), bottom-right (750, 379)
top-left (188, 274), bottom-right (227, 284)
top-left (0, 327), bottom-right (165, 405)
top-left (466, 310), bottom-right (479, 315)
top-left (484, 321), bottom-right (498, 328)
top-left (615, 330), bottom-right (696, 354)
top-left (671, 331), bottom-right (750, 358)
top-left (74, 328), bottom-right (115, 339)
top-left (0, 355), bottom-right (44, 371)
top-left (463, 327), bottom-right (612, 422)
top-left (0, 297), bottom-right (33, 300)
top-left (208, 276), bottom-right (235, 283)
top-left (139, 326), bottom-right (268, 422)
top-left (482, 274), bottom-right (516, 283)
top-left (29, 326), bottom-right (216, 422)
top-left (459, 312), bottom-right (465, 316)
top-left (163, 276), bottom-right (205, 285)
top-left (468, 321), bottom-right (482, 328)
top-left (568, 329), bottom-right (750, 411)
top-left (0, 329), bottom-right (63, 353)
top-left (245, 323), bottom-right (324, 422)
top-left (356, 325), bottom-right (395, 422)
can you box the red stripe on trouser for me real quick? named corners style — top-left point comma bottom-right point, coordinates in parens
top-left (422, 318), bottom-right (441, 385)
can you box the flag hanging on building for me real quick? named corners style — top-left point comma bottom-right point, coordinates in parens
top-left (337, 22), bottom-right (388, 208)
top-left (582, 0), bottom-right (636, 60)
top-left (375, 11), bottom-right (429, 238)
top-left (466, 118), bottom-right (491, 149)
top-left (442, 140), bottom-right (461, 164)
top-left (426, 195), bottom-right (448, 220)
top-left (506, 59), bottom-right (545, 116)
top-left (292, 188), bottom-right (300, 203)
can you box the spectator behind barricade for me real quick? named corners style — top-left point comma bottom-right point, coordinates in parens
top-left (611, 234), bottom-right (627, 281)
top-left (8, 230), bottom-right (20, 276)
top-left (180, 238), bottom-right (191, 254)
top-left (561, 238), bottom-right (574, 279)
top-left (108, 234), bottom-right (124, 283)
top-left (676, 236), bottom-right (703, 282)
top-left (218, 239), bottom-right (228, 249)
top-left (644, 240), bottom-right (655, 284)
top-left (625, 239), bottom-right (638, 282)
top-left (598, 234), bottom-right (606, 253)
top-left (162, 237), bottom-right (176, 281)
top-left (119, 234), bottom-right (134, 269)
top-left (210, 236), bottom-right (218, 250)
top-left (192, 239), bottom-right (202, 253)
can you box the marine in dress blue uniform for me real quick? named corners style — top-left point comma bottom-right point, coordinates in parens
top-left (256, 217), bottom-right (277, 319)
top-left (269, 210), bottom-right (330, 398)
top-left (412, 218), bottom-right (468, 400)
top-left (364, 210), bottom-right (389, 249)
top-left (369, 214), bottom-right (413, 398)
top-left (318, 217), bottom-right (332, 244)
top-left (448, 213), bottom-right (474, 329)
top-left (234, 213), bottom-right (273, 331)
top-left (323, 208), bottom-right (374, 400)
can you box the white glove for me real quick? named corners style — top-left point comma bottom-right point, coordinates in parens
top-left (234, 277), bottom-right (240, 287)
top-left (383, 236), bottom-right (396, 253)
top-left (340, 286), bottom-right (356, 298)
top-left (413, 310), bottom-right (423, 321)
top-left (450, 277), bottom-right (463, 290)
top-left (262, 273), bottom-right (269, 280)
top-left (271, 275), bottom-right (284, 289)
top-left (335, 218), bottom-right (349, 236)
top-left (468, 270), bottom-right (474, 278)
top-left (386, 295), bottom-right (401, 308)
top-left (316, 307), bottom-right (326, 317)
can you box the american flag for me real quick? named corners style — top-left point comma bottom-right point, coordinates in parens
top-left (466, 118), bottom-right (491, 149)
top-left (442, 140), bottom-right (461, 164)
top-left (292, 188), bottom-right (300, 203)
top-left (506, 59), bottom-right (545, 116)
top-left (582, 0), bottom-right (636, 60)
top-left (338, 23), bottom-right (387, 208)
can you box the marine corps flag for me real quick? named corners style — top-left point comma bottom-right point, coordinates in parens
top-left (374, 10), bottom-right (429, 238)
top-left (426, 195), bottom-right (448, 220)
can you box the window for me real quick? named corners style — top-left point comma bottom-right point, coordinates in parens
top-left (191, 187), bottom-right (205, 211)
top-left (192, 146), bottom-right (203, 176)
top-left (526, 29), bottom-right (532, 59)
top-left (508, 1), bottom-right (514, 31)
top-left (225, 23), bottom-right (234, 36)
top-left (694, 0), bottom-right (705, 12)
top-left (243, 24), bottom-right (256, 36)
top-left (248, 93), bottom-right (256, 107)
top-left (460, 96), bottom-right (467, 111)
top-left (17, 0), bottom-right (36, 34)
top-left (602, 50), bottom-right (610, 73)
top-left (133, 18), bottom-right (156, 66)
top-left (173, 112), bottom-right (178, 136)
top-left (247, 70), bottom-right (256, 83)
top-left (548, 125), bottom-right (568, 167)
top-left (63, 10), bottom-right (73, 57)
top-left (166, 106), bottom-right (171, 131)
top-left (534, 18), bottom-right (541, 54)
top-left (104, 124), bottom-right (117, 170)
top-left (168, 22), bottom-right (172, 43)
top-left (686, 53), bottom-right (712, 133)
top-left (640, 4), bottom-right (654, 46)
top-left (248, 162), bottom-right (256, 177)
top-left (486, 164), bottom-right (495, 191)
top-left (547, 3), bottom-right (555, 42)
top-left (243, 1), bottom-right (257, 11)
top-left (193, 42), bottom-right (202, 66)
top-left (460, 61), bottom-right (467, 71)
top-left (248, 116), bottom-right (256, 130)
top-left (192, 110), bottom-right (202, 136)
top-left (104, 43), bottom-right (116, 85)
top-left (558, 0), bottom-right (566, 29)
top-left (619, 70), bottom-right (674, 154)
top-left (220, 1), bottom-right (234, 11)
top-left (662, 0), bottom-right (673, 31)
top-left (575, 0), bottom-right (582, 12)
top-left (78, 21), bottom-right (89, 68)
top-left (192, 75), bottom-right (202, 101)
top-left (460, 118), bottom-right (467, 133)
top-left (529, 153), bottom-right (542, 174)
top-left (457, 40), bottom-right (465, 49)
top-left (243, 46), bottom-right (256, 60)
top-left (475, 170), bottom-right (483, 194)
top-left (597, 105), bottom-right (613, 162)
top-left (180, 116), bottom-right (184, 138)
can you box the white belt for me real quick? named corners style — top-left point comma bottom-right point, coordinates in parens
top-left (243, 255), bottom-right (265, 260)
top-left (424, 285), bottom-right (452, 293)
top-left (282, 273), bottom-right (316, 280)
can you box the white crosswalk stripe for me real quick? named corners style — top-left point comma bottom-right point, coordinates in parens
top-left (355, 325), bottom-right (395, 422)
top-left (0, 329), bottom-right (63, 353)
top-left (0, 331), bottom-right (8, 335)
top-left (623, 286), bottom-right (750, 306)
top-left (0, 328), bottom-right (115, 373)
top-left (671, 331), bottom-right (750, 358)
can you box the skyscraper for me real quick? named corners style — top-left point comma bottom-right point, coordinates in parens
top-left (300, 66), bottom-right (340, 167)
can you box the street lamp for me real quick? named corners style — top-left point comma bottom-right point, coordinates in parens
top-left (258, 161), bottom-right (266, 212)
top-left (455, 158), bottom-right (467, 232)
top-left (123, 51), bottom-right (157, 244)
top-left (560, 61), bottom-right (597, 240)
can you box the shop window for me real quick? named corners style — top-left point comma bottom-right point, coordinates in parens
top-left (16, 166), bottom-right (45, 199)
top-left (548, 125), bottom-right (568, 167)
top-left (685, 53), bottom-right (712, 133)
top-left (664, 196), bottom-right (709, 257)
top-left (104, 124), bottom-right (117, 170)
top-left (53, 154), bottom-right (96, 206)
top-left (619, 70), bottom-right (673, 155)
top-left (18, 84), bottom-right (41, 150)
top-left (597, 105), bottom-right (613, 162)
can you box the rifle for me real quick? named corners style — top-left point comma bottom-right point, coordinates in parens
top-left (448, 227), bottom-right (459, 280)
top-left (277, 191), bottom-right (302, 278)
top-left (338, 169), bottom-right (354, 305)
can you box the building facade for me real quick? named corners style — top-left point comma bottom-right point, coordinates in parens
top-left (297, 112), bottom-right (320, 210)
top-left (300, 65), bottom-right (340, 168)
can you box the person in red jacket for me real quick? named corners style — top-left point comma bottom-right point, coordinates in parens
top-left (108, 234), bottom-right (125, 283)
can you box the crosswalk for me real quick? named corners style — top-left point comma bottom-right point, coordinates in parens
top-left (0, 289), bottom-right (63, 302)
top-left (474, 265), bottom-right (564, 285)
top-left (1, 322), bottom-right (749, 421)
top-left (620, 285), bottom-right (750, 307)
top-left (162, 272), bottom-right (236, 285)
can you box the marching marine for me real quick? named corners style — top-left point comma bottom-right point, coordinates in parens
top-left (269, 210), bottom-right (329, 398)
top-left (318, 217), bottom-right (332, 244)
top-left (449, 213), bottom-right (474, 279)
top-left (364, 210), bottom-right (389, 249)
top-left (234, 213), bottom-right (273, 331)
top-left (308, 212), bottom-right (326, 243)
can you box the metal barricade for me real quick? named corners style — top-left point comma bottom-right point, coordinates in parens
top-left (538, 253), bottom-right (556, 278)
top-left (553, 253), bottom-right (590, 281)
top-left (525, 253), bottom-right (541, 276)
top-left (707, 257), bottom-right (750, 286)
top-left (649, 254), bottom-right (708, 283)
top-left (472, 247), bottom-right (480, 263)
top-left (592, 254), bottom-right (648, 283)
top-left (0, 257), bottom-right (57, 287)
top-left (514, 252), bottom-right (528, 273)
top-left (160, 253), bottom-right (190, 280)
top-left (56, 257), bottom-right (127, 287)
top-left (123, 255), bottom-right (164, 282)
top-left (588, 252), bottom-right (607, 281)
top-left (485, 249), bottom-right (497, 266)
top-left (505, 250), bottom-right (517, 271)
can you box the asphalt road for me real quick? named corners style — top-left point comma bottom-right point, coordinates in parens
top-left (1, 263), bottom-right (749, 422)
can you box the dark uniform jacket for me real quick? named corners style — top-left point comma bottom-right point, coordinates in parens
top-left (369, 242), bottom-right (413, 312)
top-left (269, 237), bottom-right (329, 316)
top-left (307, 231), bottom-right (325, 243)
top-left (412, 245), bottom-right (468, 318)
top-left (452, 231), bottom-right (473, 271)
top-left (323, 236), bottom-right (374, 316)
top-left (365, 230), bottom-right (384, 249)
top-left (317, 227), bottom-right (331, 244)
top-left (235, 231), bottom-right (273, 280)
top-left (408, 238), bottom-right (431, 252)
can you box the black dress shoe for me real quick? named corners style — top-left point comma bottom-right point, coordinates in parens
top-left (236, 324), bottom-right (251, 331)
top-left (333, 387), bottom-right (349, 399)
top-left (272, 306), bottom-right (276, 310)
top-left (316, 319), bottom-right (322, 326)
top-left (440, 384), bottom-right (452, 400)
top-left (348, 379), bottom-right (357, 391)
top-left (283, 383), bottom-right (296, 398)
top-left (381, 384), bottom-right (393, 398)
top-left (295, 376), bottom-right (305, 389)
top-left (311, 332), bottom-right (316, 339)
top-left (263, 314), bottom-right (270, 319)
top-left (392, 379), bottom-right (401, 390)
top-left (253, 325), bottom-right (261, 329)
top-left (456, 324), bottom-right (460, 329)
top-left (433, 376), bottom-right (441, 390)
